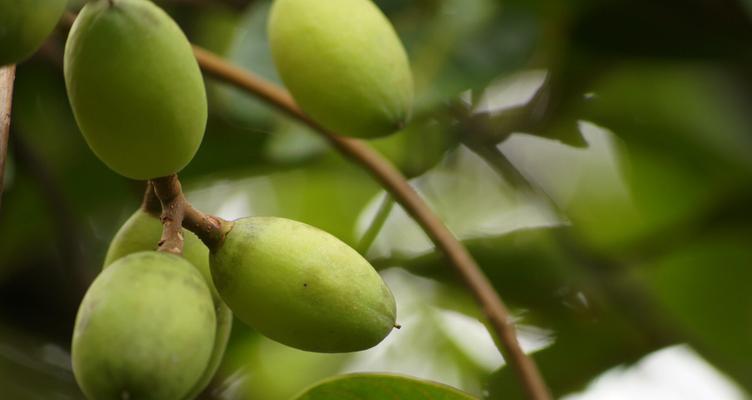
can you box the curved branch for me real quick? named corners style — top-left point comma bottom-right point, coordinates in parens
top-left (192, 47), bottom-right (551, 400)
top-left (0, 65), bottom-right (16, 211)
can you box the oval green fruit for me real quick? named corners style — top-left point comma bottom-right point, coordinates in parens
top-left (268, 0), bottom-right (413, 138)
top-left (104, 209), bottom-right (214, 294)
top-left (211, 217), bottom-right (397, 353)
top-left (102, 209), bottom-right (233, 400)
top-left (64, 0), bottom-right (207, 180)
top-left (73, 251), bottom-right (216, 400)
top-left (0, 0), bottom-right (69, 66)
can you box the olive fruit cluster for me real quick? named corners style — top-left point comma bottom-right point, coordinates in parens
top-left (0, 0), bottom-right (69, 66)
top-left (63, 0), bottom-right (406, 398)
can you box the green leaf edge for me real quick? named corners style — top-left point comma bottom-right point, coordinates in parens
top-left (291, 372), bottom-right (479, 400)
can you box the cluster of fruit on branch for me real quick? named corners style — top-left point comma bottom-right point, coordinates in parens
top-left (2, 0), bottom-right (415, 398)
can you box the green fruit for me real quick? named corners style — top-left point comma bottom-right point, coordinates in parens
top-left (104, 209), bottom-right (213, 293)
top-left (0, 0), bottom-right (69, 66)
top-left (73, 251), bottom-right (216, 400)
top-left (211, 217), bottom-right (397, 353)
top-left (64, 0), bottom-right (207, 180)
top-left (182, 302), bottom-right (233, 400)
top-left (268, 0), bottom-right (413, 138)
top-left (102, 209), bottom-right (233, 399)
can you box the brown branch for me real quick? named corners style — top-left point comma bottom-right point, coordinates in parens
top-left (182, 202), bottom-right (228, 251)
top-left (141, 181), bottom-right (163, 217)
top-left (150, 175), bottom-right (229, 253)
top-left (192, 47), bottom-right (551, 400)
top-left (0, 65), bottom-right (16, 211)
top-left (151, 175), bottom-right (187, 255)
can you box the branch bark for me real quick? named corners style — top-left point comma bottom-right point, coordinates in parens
top-left (151, 175), bottom-right (187, 255)
top-left (0, 65), bottom-right (16, 211)
top-left (149, 176), bottom-right (229, 253)
top-left (141, 181), bottom-right (163, 217)
top-left (193, 46), bottom-right (551, 400)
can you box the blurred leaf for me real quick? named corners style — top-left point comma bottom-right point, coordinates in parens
top-left (634, 228), bottom-right (752, 391)
top-left (0, 327), bottom-right (83, 400)
top-left (210, 0), bottom-right (281, 128)
top-left (570, 0), bottom-right (752, 62)
top-left (369, 113), bottom-right (460, 178)
top-left (372, 227), bottom-right (575, 315)
top-left (293, 373), bottom-right (477, 400)
top-left (410, 0), bottom-right (539, 114)
top-left (215, 324), bottom-right (346, 400)
top-left (488, 311), bottom-right (664, 399)
top-left (586, 64), bottom-right (752, 174)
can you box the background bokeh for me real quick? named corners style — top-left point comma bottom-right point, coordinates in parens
top-left (1, 0), bottom-right (751, 399)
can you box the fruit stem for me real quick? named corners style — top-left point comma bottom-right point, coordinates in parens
top-left (356, 194), bottom-right (394, 254)
top-left (183, 202), bottom-right (232, 253)
top-left (149, 176), bottom-right (230, 254)
top-left (141, 181), bottom-right (162, 218)
top-left (151, 175), bottom-right (186, 255)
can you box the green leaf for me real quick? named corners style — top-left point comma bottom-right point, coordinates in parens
top-left (293, 374), bottom-right (477, 400)
top-left (488, 312), bottom-right (664, 399)
top-left (0, 327), bottom-right (84, 399)
top-left (634, 228), bottom-right (752, 391)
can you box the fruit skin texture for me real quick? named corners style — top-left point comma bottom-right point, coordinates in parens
top-left (104, 209), bottom-right (213, 293)
top-left (72, 251), bottom-right (216, 400)
top-left (64, 0), bottom-right (207, 180)
top-left (102, 209), bottom-right (233, 400)
top-left (211, 217), bottom-right (397, 353)
top-left (268, 0), bottom-right (413, 138)
top-left (0, 0), bottom-right (69, 66)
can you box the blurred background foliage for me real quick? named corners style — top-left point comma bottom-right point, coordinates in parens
top-left (1, 0), bottom-right (752, 398)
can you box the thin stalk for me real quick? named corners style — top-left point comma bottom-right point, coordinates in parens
top-left (357, 194), bottom-right (395, 254)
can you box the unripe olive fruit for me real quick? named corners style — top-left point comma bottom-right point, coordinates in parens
top-left (72, 251), bottom-right (216, 400)
top-left (64, 0), bottom-right (207, 180)
top-left (104, 209), bottom-right (213, 294)
top-left (0, 0), bottom-right (69, 66)
top-left (268, 0), bottom-right (413, 138)
top-left (211, 217), bottom-right (397, 353)
top-left (102, 209), bottom-right (233, 399)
